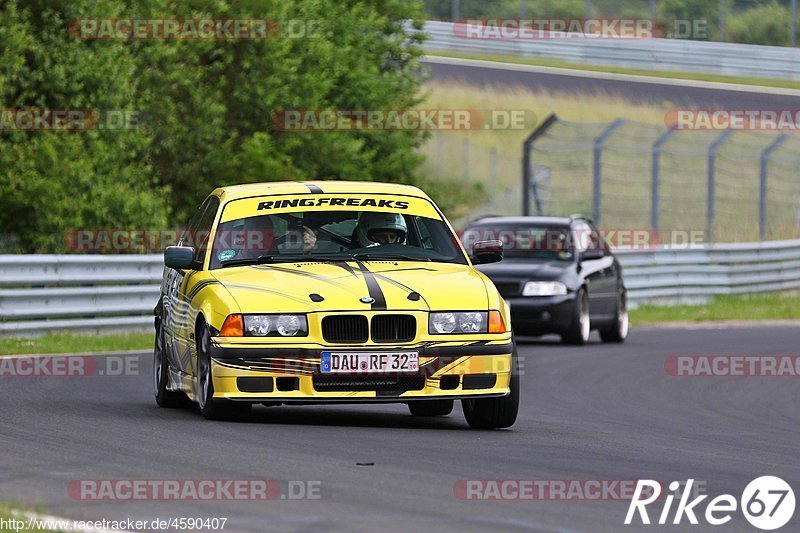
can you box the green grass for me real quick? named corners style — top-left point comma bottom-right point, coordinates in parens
top-left (0, 332), bottom-right (151, 356)
top-left (631, 291), bottom-right (800, 325)
top-left (427, 50), bottom-right (800, 91)
top-left (0, 503), bottom-right (62, 532)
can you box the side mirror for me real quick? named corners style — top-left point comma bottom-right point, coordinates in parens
top-left (164, 246), bottom-right (197, 270)
top-left (581, 248), bottom-right (605, 261)
top-left (472, 240), bottom-right (503, 264)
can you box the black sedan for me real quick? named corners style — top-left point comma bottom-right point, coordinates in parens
top-left (463, 215), bottom-right (628, 344)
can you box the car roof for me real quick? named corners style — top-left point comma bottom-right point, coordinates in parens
top-left (468, 216), bottom-right (580, 226)
top-left (212, 181), bottom-right (430, 202)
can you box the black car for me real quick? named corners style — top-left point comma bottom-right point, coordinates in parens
top-left (463, 215), bottom-right (628, 345)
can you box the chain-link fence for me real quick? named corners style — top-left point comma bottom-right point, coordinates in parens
top-left (419, 116), bottom-right (800, 242)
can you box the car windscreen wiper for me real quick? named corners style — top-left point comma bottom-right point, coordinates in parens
top-left (220, 255), bottom-right (313, 267)
top-left (351, 253), bottom-right (431, 262)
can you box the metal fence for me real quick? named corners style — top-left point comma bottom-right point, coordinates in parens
top-left (419, 20), bottom-right (800, 80)
top-left (2, 244), bottom-right (798, 335)
top-left (522, 115), bottom-right (800, 242)
top-left (422, 115), bottom-right (800, 243)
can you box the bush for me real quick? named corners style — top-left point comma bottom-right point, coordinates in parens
top-left (728, 1), bottom-right (791, 46)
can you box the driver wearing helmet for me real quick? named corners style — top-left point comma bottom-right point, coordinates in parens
top-left (354, 212), bottom-right (407, 248)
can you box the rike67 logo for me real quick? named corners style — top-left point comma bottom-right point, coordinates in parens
top-left (625, 477), bottom-right (795, 530)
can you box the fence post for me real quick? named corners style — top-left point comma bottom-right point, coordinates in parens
top-left (651, 129), bottom-right (675, 232)
top-left (759, 134), bottom-right (789, 240)
top-left (436, 132), bottom-right (443, 179)
top-left (490, 147), bottom-right (497, 192)
top-left (522, 113), bottom-right (558, 216)
top-left (706, 130), bottom-right (733, 242)
top-left (462, 138), bottom-right (469, 182)
top-left (592, 119), bottom-right (625, 226)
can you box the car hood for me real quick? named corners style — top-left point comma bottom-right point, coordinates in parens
top-left (476, 258), bottom-right (573, 281)
top-left (210, 261), bottom-right (489, 313)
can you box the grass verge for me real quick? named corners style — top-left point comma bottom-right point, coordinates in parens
top-left (426, 50), bottom-right (800, 91)
top-left (0, 503), bottom-right (62, 532)
top-left (630, 291), bottom-right (800, 325)
top-left (0, 332), bottom-right (151, 356)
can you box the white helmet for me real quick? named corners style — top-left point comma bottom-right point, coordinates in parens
top-left (355, 212), bottom-right (407, 247)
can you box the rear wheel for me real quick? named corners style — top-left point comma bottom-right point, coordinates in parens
top-left (197, 324), bottom-right (251, 421)
top-left (562, 288), bottom-right (590, 345)
top-left (462, 344), bottom-right (519, 429)
top-left (600, 289), bottom-right (629, 343)
top-left (153, 319), bottom-right (185, 408)
top-left (408, 399), bottom-right (453, 417)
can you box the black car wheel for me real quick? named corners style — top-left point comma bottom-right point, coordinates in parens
top-left (408, 399), bottom-right (454, 417)
top-left (154, 319), bottom-right (186, 408)
top-left (562, 288), bottom-right (590, 345)
top-left (197, 323), bottom-right (251, 421)
top-left (599, 289), bottom-right (629, 343)
top-left (462, 343), bottom-right (519, 429)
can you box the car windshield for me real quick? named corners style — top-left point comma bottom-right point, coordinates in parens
top-left (463, 224), bottom-right (574, 261)
top-left (209, 209), bottom-right (467, 269)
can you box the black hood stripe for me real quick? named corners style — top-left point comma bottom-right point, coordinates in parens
top-left (354, 261), bottom-right (387, 310)
top-left (302, 182), bottom-right (324, 193)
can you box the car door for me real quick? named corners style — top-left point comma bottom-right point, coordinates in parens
top-left (574, 221), bottom-right (616, 319)
top-left (163, 196), bottom-right (219, 375)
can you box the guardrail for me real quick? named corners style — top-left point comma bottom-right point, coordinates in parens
top-left (1, 241), bottom-right (798, 334)
top-left (0, 255), bottom-right (162, 335)
top-left (617, 239), bottom-right (800, 306)
top-left (420, 21), bottom-right (800, 81)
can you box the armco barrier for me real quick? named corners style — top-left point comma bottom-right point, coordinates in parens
top-left (1, 241), bottom-right (798, 334)
top-left (419, 21), bottom-right (800, 81)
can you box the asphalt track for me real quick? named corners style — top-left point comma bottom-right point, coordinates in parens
top-left (424, 56), bottom-right (800, 108)
top-left (1, 326), bottom-right (798, 532)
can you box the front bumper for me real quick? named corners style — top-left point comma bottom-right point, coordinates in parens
top-left (208, 341), bottom-right (513, 402)
top-left (507, 293), bottom-right (577, 335)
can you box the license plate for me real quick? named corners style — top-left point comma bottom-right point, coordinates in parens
top-left (320, 351), bottom-right (419, 373)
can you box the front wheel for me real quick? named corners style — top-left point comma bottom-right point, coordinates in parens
top-left (561, 288), bottom-right (590, 345)
top-left (197, 324), bottom-right (251, 421)
top-left (462, 345), bottom-right (519, 429)
top-left (408, 399), bottom-right (453, 417)
top-left (599, 290), bottom-right (629, 343)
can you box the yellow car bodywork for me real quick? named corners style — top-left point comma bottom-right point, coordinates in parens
top-left (156, 181), bottom-right (514, 413)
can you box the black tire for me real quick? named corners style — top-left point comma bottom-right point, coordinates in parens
top-left (561, 288), bottom-right (590, 345)
top-left (599, 289), bottom-right (629, 343)
top-left (408, 399), bottom-right (454, 417)
top-left (462, 343), bottom-right (520, 429)
top-left (153, 319), bottom-right (186, 408)
top-left (196, 323), bottom-right (252, 421)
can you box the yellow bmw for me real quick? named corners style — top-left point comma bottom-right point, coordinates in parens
top-left (153, 181), bottom-right (518, 428)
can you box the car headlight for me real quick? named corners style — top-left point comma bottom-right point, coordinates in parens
top-left (522, 281), bottom-right (568, 296)
top-left (243, 314), bottom-right (308, 337)
top-left (429, 312), bottom-right (487, 334)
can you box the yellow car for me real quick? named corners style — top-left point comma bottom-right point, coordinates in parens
top-left (153, 181), bottom-right (518, 428)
